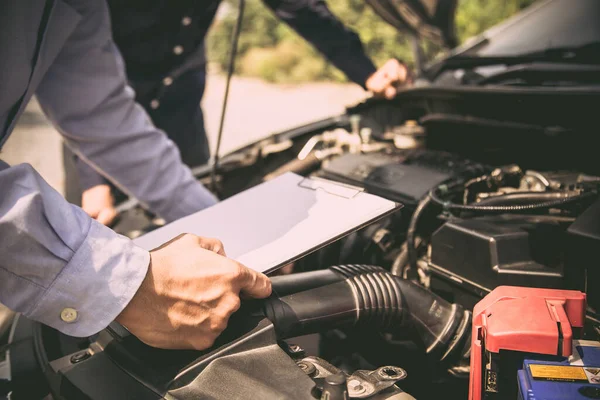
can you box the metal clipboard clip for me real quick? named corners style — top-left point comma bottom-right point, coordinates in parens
top-left (297, 176), bottom-right (364, 199)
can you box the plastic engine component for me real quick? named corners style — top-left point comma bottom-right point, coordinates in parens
top-left (320, 151), bottom-right (485, 206)
top-left (429, 215), bottom-right (568, 298)
top-left (468, 286), bottom-right (587, 400)
top-left (264, 266), bottom-right (471, 365)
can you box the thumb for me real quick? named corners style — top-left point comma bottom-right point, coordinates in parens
top-left (236, 265), bottom-right (272, 299)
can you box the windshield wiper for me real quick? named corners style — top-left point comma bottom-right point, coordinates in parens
top-left (427, 41), bottom-right (600, 80)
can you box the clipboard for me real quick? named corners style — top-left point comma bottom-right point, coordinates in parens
top-left (133, 172), bottom-right (402, 275)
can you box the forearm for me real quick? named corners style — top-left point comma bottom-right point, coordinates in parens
top-left (0, 161), bottom-right (148, 337)
top-left (263, 0), bottom-right (377, 87)
top-left (35, 1), bottom-right (217, 223)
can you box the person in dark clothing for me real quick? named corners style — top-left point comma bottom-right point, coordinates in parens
top-left (66, 0), bottom-right (409, 225)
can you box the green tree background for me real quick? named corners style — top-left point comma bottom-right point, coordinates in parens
top-left (207, 0), bottom-right (536, 83)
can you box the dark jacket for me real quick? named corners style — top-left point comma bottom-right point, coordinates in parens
top-left (107, 0), bottom-right (377, 90)
top-left (70, 0), bottom-right (379, 192)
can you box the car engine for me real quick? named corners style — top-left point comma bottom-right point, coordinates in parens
top-left (4, 0), bottom-right (600, 394)
top-left (5, 88), bottom-right (600, 399)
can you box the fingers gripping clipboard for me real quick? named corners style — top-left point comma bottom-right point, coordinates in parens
top-left (133, 173), bottom-right (402, 275)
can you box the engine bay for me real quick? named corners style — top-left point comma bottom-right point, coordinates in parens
top-left (4, 85), bottom-right (600, 399)
top-left (2, 0), bottom-right (600, 398)
top-left (196, 88), bottom-right (600, 397)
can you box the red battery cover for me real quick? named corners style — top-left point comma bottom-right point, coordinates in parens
top-left (468, 286), bottom-right (586, 400)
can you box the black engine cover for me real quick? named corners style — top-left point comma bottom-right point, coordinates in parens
top-left (428, 214), bottom-right (570, 301)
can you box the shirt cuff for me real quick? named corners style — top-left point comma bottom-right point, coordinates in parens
top-left (26, 220), bottom-right (149, 337)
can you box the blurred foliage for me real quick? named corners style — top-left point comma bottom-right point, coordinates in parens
top-left (207, 0), bottom-right (537, 83)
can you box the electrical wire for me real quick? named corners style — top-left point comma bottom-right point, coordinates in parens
top-left (429, 186), bottom-right (596, 214)
top-left (406, 195), bottom-right (433, 275)
top-left (406, 180), bottom-right (596, 275)
top-left (210, 0), bottom-right (246, 193)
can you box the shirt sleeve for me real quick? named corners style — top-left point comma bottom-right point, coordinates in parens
top-left (0, 161), bottom-right (149, 337)
top-left (262, 0), bottom-right (377, 87)
top-left (0, 1), bottom-right (217, 338)
top-left (35, 1), bottom-right (217, 224)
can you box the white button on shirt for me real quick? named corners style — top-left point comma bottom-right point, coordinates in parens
top-left (163, 76), bottom-right (173, 86)
top-left (182, 16), bottom-right (192, 26)
top-left (61, 308), bottom-right (78, 323)
top-left (173, 45), bottom-right (184, 55)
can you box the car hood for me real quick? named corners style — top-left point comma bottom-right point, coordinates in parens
top-left (366, 0), bottom-right (458, 48)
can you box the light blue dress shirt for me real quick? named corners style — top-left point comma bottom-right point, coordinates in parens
top-left (0, 0), bottom-right (217, 337)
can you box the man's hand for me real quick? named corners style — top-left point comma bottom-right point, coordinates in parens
top-left (116, 234), bottom-right (272, 350)
top-left (365, 59), bottom-right (411, 100)
top-left (81, 184), bottom-right (118, 226)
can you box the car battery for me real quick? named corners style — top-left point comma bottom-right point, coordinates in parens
top-left (517, 340), bottom-right (600, 399)
top-left (468, 286), bottom-right (587, 400)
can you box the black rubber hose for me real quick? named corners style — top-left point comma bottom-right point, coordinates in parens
top-left (406, 194), bottom-right (432, 274)
top-left (266, 266), bottom-right (471, 364)
top-left (329, 264), bottom-right (386, 277)
top-left (270, 264), bottom-right (388, 296)
top-left (429, 186), bottom-right (596, 214)
top-left (270, 269), bottom-right (342, 297)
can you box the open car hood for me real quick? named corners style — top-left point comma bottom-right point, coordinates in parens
top-left (365, 0), bottom-right (458, 48)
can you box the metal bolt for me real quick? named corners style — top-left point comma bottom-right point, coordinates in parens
top-left (378, 366), bottom-right (407, 381)
top-left (359, 127), bottom-right (372, 144)
top-left (296, 361), bottom-right (316, 377)
top-left (321, 372), bottom-right (348, 400)
top-left (288, 344), bottom-right (304, 354)
top-left (347, 379), bottom-right (365, 395)
top-left (70, 351), bottom-right (90, 364)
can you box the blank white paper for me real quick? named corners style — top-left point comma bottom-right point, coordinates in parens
top-left (133, 172), bottom-right (400, 274)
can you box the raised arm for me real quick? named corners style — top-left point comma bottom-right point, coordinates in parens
top-left (35, 1), bottom-right (217, 223)
top-left (262, 0), bottom-right (377, 87)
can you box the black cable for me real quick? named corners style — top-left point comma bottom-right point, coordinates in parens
top-left (210, 0), bottom-right (246, 193)
top-left (406, 194), bottom-right (432, 276)
top-left (405, 180), bottom-right (465, 275)
top-left (406, 183), bottom-right (596, 274)
top-left (429, 186), bottom-right (596, 214)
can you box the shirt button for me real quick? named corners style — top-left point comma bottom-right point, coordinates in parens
top-left (173, 45), bottom-right (184, 55)
top-left (182, 16), bottom-right (192, 26)
top-left (61, 308), bottom-right (78, 323)
top-left (163, 76), bottom-right (173, 86)
top-left (150, 99), bottom-right (160, 109)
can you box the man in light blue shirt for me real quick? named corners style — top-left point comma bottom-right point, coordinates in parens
top-left (0, 0), bottom-right (271, 350)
